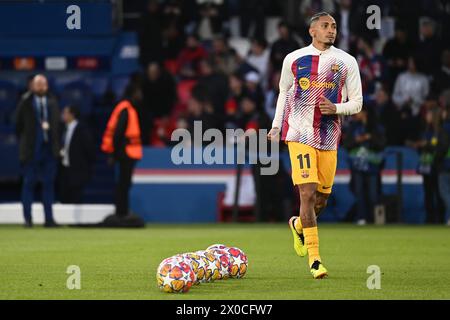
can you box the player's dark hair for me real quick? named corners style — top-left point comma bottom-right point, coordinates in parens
top-left (310, 12), bottom-right (333, 26)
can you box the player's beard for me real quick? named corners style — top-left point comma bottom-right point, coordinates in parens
top-left (324, 38), bottom-right (335, 48)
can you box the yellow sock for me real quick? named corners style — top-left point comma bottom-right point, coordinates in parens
top-left (303, 226), bottom-right (321, 267)
top-left (294, 216), bottom-right (303, 234)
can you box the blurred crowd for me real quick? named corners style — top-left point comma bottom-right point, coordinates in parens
top-left (125, 0), bottom-right (450, 224)
top-left (131, 0), bottom-right (450, 145)
top-left (12, 0), bottom-right (450, 225)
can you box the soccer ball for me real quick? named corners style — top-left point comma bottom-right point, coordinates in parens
top-left (195, 250), bottom-right (221, 282)
top-left (181, 252), bottom-right (207, 284)
top-left (206, 243), bottom-right (228, 251)
top-left (226, 247), bottom-right (248, 278)
top-left (206, 244), bottom-right (248, 279)
top-left (156, 257), bottom-right (195, 293)
top-left (207, 248), bottom-right (232, 280)
top-left (158, 254), bottom-right (196, 282)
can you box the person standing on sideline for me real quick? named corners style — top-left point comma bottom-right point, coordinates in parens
top-left (15, 74), bottom-right (61, 227)
top-left (101, 82), bottom-right (143, 222)
top-left (58, 105), bottom-right (96, 204)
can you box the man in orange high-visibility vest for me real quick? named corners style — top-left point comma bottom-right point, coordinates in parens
top-left (102, 81), bottom-right (143, 219)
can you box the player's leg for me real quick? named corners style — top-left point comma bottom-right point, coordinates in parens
top-left (315, 192), bottom-right (330, 218)
top-left (287, 142), bottom-right (318, 258)
top-left (298, 182), bottom-right (326, 276)
top-left (302, 149), bottom-right (337, 278)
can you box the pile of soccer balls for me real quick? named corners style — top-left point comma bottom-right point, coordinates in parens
top-left (156, 244), bottom-right (248, 293)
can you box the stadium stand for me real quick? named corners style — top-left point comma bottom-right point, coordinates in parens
top-left (0, 0), bottom-right (449, 225)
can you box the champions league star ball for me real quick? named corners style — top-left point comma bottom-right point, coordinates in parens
top-left (207, 248), bottom-right (232, 280)
top-left (195, 250), bottom-right (220, 282)
top-left (156, 257), bottom-right (195, 293)
top-left (205, 244), bottom-right (248, 279)
top-left (226, 247), bottom-right (248, 278)
top-left (181, 252), bottom-right (208, 284)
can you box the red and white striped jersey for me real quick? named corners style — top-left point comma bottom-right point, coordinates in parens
top-left (272, 44), bottom-right (363, 150)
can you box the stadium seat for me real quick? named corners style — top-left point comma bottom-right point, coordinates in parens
top-left (60, 81), bottom-right (94, 116)
top-left (0, 80), bottom-right (19, 124)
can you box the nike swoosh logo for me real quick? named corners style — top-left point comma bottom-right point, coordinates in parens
top-left (322, 186), bottom-right (331, 189)
top-left (298, 66), bottom-right (308, 70)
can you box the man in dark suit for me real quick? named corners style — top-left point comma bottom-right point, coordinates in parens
top-left (15, 74), bottom-right (60, 227)
top-left (58, 105), bottom-right (96, 204)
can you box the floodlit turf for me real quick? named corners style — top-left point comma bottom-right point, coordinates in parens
top-left (0, 223), bottom-right (449, 300)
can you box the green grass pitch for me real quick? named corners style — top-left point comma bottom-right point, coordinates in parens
top-left (0, 224), bottom-right (449, 300)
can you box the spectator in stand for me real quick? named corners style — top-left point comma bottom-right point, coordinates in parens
top-left (356, 36), bottom-right (385, 96)
top-left (264, 71), bottom-right (281, 120)
top-left (333, 0), bottom-right (358, 52)
top-left (224, 72), bottom-right (247, 129)
top-left (196, 0), bottom-right (228, 42)
top-left (415, 17), bottom-right (442, 75)
top-left (195, 58), bottom-right (230, 116)
top-left (161, 23), bottom-right (185, 74)
top-left (186, 95), bottom-right (222, 139)
top-left (431, 49), bottom-right (450, 97)
top-left (382, 26), bottom-right (414, 90)
top-left (177, 34), bottom-right (209, 79)
top-left (389, 0), bottom-right (422, 40)
top-left (162, 0), bottom-right (197, 33)
top-left (344, 105), bottom-right (386, 225)
top-left (210, 36), bottom-right (240, 76)
top-left (409, 103), bottom-right (445, 223)
top-left (392, 56), bottom-right (430, 142)
top-left (141, 62), bottom-right (177, 144)
top-left (246, 38), bottom-right (270, 87)
top-left (15, 74), bottom-right (61, 228)
top-left (269, 21), bottom-right (301, 72)
top-left (239, 0), bottom-right (269, 39)
top-left (435, 105), bottom-right (450, 226)
top-left (58, 105), bottom-right (96, 204)
top-left (138, 0), bottom-right (163, 67)
top-left (370, 86), bottom-right (402, 146)
top-left (244, 71), bottom-right (265, 112)
top-left (236, 95), bottom-right (269, 132)
top-left (228, 72), bottom-right (247, 103)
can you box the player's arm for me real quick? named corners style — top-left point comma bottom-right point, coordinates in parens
top-left (268, 54), bottom-right (294, 140)
top-left (320, 56), bottom-right (363, 115)
top-left (335, 57), bottom-right (363, 115)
